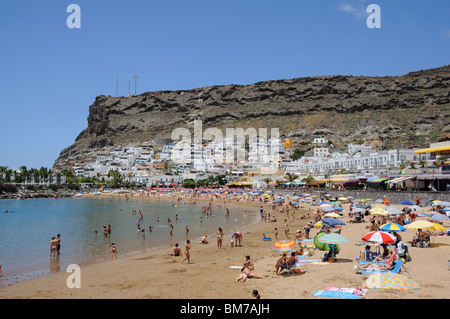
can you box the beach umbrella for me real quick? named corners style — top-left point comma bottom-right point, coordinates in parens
top-left (324, 212), bottom-right (341, 218)
top-left (314, 232), bottom-right (338, 251)
top-left (400, 201), bottom-right (413, 205)
top-left (374, 199), bottom-right (384, 203)
top-left (361, 231), bottom-right (396, 244)
top-left (272, 240), bottom-right (300, 255)
top-left (291, 201), bottom-right (299, 205)
top-left (406, 220), bottom-right (435, 229)
top-left (426, 223), bottom-right (447, 231)
top-left (338, 197), bottom-right (348, 201)
top-left (386, 206), bottom-right (404, 214)
top-left (408, 205), bottom-right (421, 210)
top-left (379, 223), bottom-right (406, 233)
top-left (318, 233), bottom-right (349, 245)
top-left (329, 201), bottom-right (339, 205)
top-left (429, 213), bottom-right (449, 221)
top-left (350, 208), bottom-right (366, 214)
top-left (305, 197), bottom-right (312, 200)
top-left (433, 201), bottom-right (450, 207)
top-left (319, 201), bottom-right (328, 205)
top-left (314, 221), bottom-right (325, 227)
top-left (320, 203), bottom-right (332, 208)
top-left (321, 218), bottom-right (346, 227)
top-left (370, 207), bottom-right (388, 216)
top-left (363, 272), bottom-right (421, 291)
top-left (443, 207), bottom-right (450, 212)
top-left (321, 206), bottom-right (335, 212)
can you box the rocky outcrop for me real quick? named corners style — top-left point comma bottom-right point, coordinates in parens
top-left (0, 188), bottom-right (77, 200)
top-left (53, 65), bottom-right (450, 169)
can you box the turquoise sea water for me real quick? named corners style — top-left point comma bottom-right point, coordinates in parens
top-left (0, 197), bottom-right (257, 285)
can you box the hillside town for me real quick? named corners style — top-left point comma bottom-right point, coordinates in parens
top-left (2, 138), bottom-right (449, 192)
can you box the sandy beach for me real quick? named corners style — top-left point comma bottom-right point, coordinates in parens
top-left (0, 192), bottom-right (449, 300)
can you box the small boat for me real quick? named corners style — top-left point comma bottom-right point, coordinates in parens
top-left (5, 210), bottom-right (13, 213)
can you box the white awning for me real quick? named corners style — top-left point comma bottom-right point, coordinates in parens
top-left (387, 176), bottom-right (414, 184)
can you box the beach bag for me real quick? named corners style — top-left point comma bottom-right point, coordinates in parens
top-left (405, 253), bottom-right (412, 262)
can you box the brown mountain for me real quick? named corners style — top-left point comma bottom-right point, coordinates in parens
top-left (53, 65), bottom-right (450, 170)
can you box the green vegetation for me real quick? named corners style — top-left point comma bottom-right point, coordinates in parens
top-left (290, 148), bottom-right (305, 161)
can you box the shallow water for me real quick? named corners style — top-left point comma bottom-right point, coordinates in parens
top-left (0, 197), bottom-right (257, 285)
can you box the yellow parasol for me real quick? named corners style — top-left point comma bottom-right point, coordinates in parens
top-left (406, 220), bottom-right (435, 229)
top-left (426, 223), bottom-right (447, 231)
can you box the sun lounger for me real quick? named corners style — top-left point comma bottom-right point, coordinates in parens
top-left (359, 259), bottom-right (404, 275)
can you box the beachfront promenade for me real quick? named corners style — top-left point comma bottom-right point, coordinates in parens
top-left (275, 189), bottom-right (450, 205)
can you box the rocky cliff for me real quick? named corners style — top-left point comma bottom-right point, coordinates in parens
top-left (53, 65), bottom-right (450, 170)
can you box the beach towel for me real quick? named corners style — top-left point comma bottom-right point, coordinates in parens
top-left (311, 290), bottom-right (361, 299)
top-left (299, 259), bottom-right (323, 263)
top-left (229, 266), bottom-right (241, 269)
top-left (325, 286), bottom-right (367, 296)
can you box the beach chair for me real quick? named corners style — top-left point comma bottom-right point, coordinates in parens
top-left (359, 260), bottom-right (404, 279)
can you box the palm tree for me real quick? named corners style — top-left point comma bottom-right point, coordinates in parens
top-left (285, 173), bottom-right (297, 183)
top-left (262, 178), bottom-right (272, 187)
top-left (19, 166), bottom-right (28, 184)
top-left (302, 175), bottom-right (315, 185)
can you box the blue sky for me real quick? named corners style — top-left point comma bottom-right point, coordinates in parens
top-left (0, 0), bottom-right (449, 169)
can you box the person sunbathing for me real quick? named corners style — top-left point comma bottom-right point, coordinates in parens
top-left (275, 253), bottom-right (287, 275)
top-left (167, 243), bottom-right (182, 256)
top-left (276, 252), bottom-right (296, 274)
top-left (235, 268), bottom-right (264, 282)
top-left (354, 251), bottom-right (398, 272)
top-left (241, 255), bottom-right (255, 272)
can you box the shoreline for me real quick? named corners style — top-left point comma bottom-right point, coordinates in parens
top-left (1, 192), bottom-right (449, 299)
top-left (0, 192), bottom-right (266, 289)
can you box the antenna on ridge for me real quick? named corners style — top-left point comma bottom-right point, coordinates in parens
top-left (133, 75), bottom-right (138, 95)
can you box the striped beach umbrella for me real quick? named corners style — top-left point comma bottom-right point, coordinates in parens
top-left (361, 231), bottom-right (396, 244)
top-left (272, 240), bottom-right (300, 255)
top-left (363, 272), bottom-right (421, 291)
top-left (379, 223), bottom-right (406, 233)
top-left (318, 233), bottom-right (349, 245)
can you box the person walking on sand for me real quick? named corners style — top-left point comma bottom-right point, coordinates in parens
top-left (181, 240), bottom-right (191, 264)
top-left (284, 219), bottom-right (289, 239)
top-left (50, 236), bottom-right (58, 257)
top-left (216, 227), bottom-right (224, 249)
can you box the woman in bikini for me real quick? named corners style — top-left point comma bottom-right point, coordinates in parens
top-left (235, 268), bottom-right (264, 282)
top-left (216, 227), bottom-right (224, 249)
top-left (181, 240), bottom-right (191, 264)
